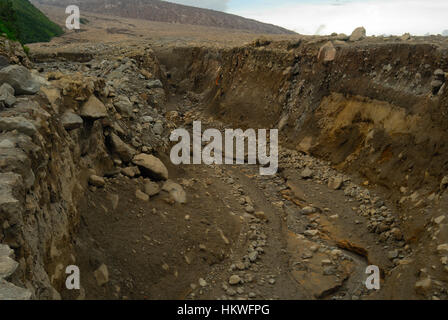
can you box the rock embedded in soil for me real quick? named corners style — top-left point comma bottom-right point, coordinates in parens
top-left (0, 83), bottom-right (16, 107)
top-left (162, 180), bottom-right (187, 203)
top-left (93, 264), bottom-right (109, 287)
top-left (61, 112), bottom-right (83, 130)
top-left (136, 189), bottom-right (149, 202)
top-left (132, 153), bottom-right (168, 180)
top-left (80, 95), bottom-right (108, 119)
top-left (0, 65), bottom-right (40, 95)
top-left (108, 133), bottom-right (136, 162)
top-left (89, 175), bottom-right (106, 187)
top-left (229, 275), bottom-right (242, 285)
top-left (144, 181), bottom-right (160, 197)
top-left (349, 26), bottom-right (366, 41)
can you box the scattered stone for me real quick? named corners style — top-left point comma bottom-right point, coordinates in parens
top-left (93, 264), bottom-right (109, 286)
top-left (328, 176), bottom-right (343, 190)
top-left (89, 175), bottom-right (105, 187)
top-left (0, 116), bottom-right (37, 136)
top-left (114, 95), bottom-right (133, 116)
top-left (0, 65), bottom-right (40, 95)
top-left (61, 112), bottom-right (83, 130)
top-left (301, 167), bottom-right (313, 179)
top-left (144, 181), bottom-right (160, 197)
top-left (133, 154), bottom-right (168, 180)
top-left (415, 278), bottom-right (432, 295)
top-left (248, 251), bottom-right (258, 262)
top-left (245, 205), bottom-right (255, 213)
top-left (229, 275), bottom-right (242, 285)
top-left (318, 41), bottom-right (337, 62)
top-left (121, 166), bottom-right (140, 178)
top-left (147, 79), bottom-right (163, 89)
top-left (300, 206), bottom-right (317, 215)
top-left (0, 83), bottom-right (16, 107)
top-left (0, 279), bottom-right (32, 300)
top-left (388, 250), bottom-right (399, 260)
top-left (162, 180), bottom-right (187, 203)
top-left (437, 244), bottom-right (448, 254)
top-left (304, 230), bottom-right (319, 237)
top-left (349, 27), bottom-right (366, 41)
top-left (435, 216), bottom-right (446, 225)
top-left (136, 189), bottom-right (149, 202)
top-left (199, 278), bottom-right (207, 287)
top-left (80, 95), bottom-right (108, 119)
top-left (108, 133), bottom-right (136, 163)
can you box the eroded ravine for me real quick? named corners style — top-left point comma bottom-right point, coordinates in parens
top-left (2, 35), bottom-right (448, 300)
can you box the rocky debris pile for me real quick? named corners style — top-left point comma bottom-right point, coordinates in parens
top-left (0, 244), bottom-right (31, 300)
top-left (0, 38), bottom-right (177, 299)
top-left (0, 36), bottom-right (32, 69)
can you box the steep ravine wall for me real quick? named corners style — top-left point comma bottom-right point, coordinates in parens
top-left (158, 39), bottom-right (448, 298)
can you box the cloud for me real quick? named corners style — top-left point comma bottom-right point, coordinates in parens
top-left (229, 0), bottom-right (448, 36)
top-left (163, 0), bottom-right (230, 12)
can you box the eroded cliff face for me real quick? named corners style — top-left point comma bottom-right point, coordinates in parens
top-left (1, 40), bottom-right (171, 299)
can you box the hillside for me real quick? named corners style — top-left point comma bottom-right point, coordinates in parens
top-left (32, 0), bottom-right (295, 35)
top-left (0, 0), bottom-right (63, 44)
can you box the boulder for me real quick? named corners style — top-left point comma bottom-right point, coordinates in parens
top-left (0, 83), bottom-right (16, 107)
top-left (93, 264), bottom-right (109, 287)
top-left (318, 41), bottom-right (337, 62)
top-left (144, 181), bottom-right (160, 197)
top-left (349, 27), bottom-right (366, 42)
top-left (114, 95), bottom-right (133, 116)
top-left (146, 79), bottom-right (163, 89)
top-left (0, 65), bottom-right (40, 95)
top-left (328, 176), bottom-right (343, 190)
top-left (80, 95), bottom-right (107, 119)
top-left (0, 116), bottom-right (37, 136)
top-left (136, 189), bottom-right (149, 202)
top-left (162, 180), bottom-right (187, 204)
top-left (108, 133), bottom-right (136, 162)
top-left (132, 154), bottom-right (168, 180)
top-left (89, 175), bottom-right (105, 187)
top-left (0, 279), bottom-right (32, 300)
top-left (61, 112), bottom-right (83, 130)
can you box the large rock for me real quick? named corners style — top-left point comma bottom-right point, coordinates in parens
top-left (0, 279), bottom-right (32, 300)
top-left (61, 112), bottom-right (83, 130)
top-left (132, 153), bottom-right (168, 180)
top-left (0, 116), bottom-right (37, 136)
top-left (162, 180), bottom-right (187, 204)
top-left (318, 41), bottom-right (336, 62)
top-left (349, 27), bottom-right (366, 41)
top-left (144, 181), bottom-right (160, 197)
top-left (93, 264), bottom-right (109, 287)
top-left (114, 95), bottom-right (133, 116)
top-left (0, 83), bottom-right (16, 108)
top-left (146, 79), bottom-right (163, 89)
top-left (108, 133), bottom-right (136, 162)
top-left (80, 95), bottom-right (108, 119)
top-left (0, 65), bottom-right (40, 95)
top-left (0, 55), bottom-right (9, 69)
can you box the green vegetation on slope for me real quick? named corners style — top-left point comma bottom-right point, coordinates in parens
top-left (0, 0), bottom-right (63, 44)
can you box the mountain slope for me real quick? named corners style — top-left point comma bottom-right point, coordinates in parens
top-left (0, 0), bottom-right (63, 44)
top-left (32, 0), bottom-right (295, 35)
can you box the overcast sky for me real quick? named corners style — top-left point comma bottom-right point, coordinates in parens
top-left (165, 0), bottom-right (448, 36)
